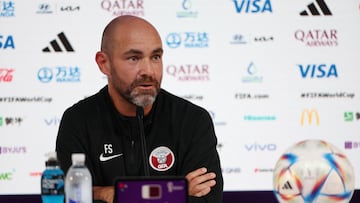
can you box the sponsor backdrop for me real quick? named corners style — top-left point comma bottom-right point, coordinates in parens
top-left (1, 0), bottom-right (359, 199)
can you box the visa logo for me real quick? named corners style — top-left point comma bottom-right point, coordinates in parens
top-left (233, 0), bottom-right (272, 13)
top-left (298, 64), bottom-right (338, 78)
top-left (0, 35), bottom-right (15, 49)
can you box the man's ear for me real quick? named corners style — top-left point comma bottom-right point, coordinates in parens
top-left (95, 51), bottom-right (110, 75)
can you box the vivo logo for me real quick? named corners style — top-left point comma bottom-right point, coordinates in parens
top-left (298, 64), bottom-right (338, 78)
top-left (245, 143), bottom-right (277, 151)
top-left (44, 117), bottom-right (61, 126)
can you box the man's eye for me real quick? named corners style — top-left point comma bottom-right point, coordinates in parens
top-left (152, 55), bottom-right (161, 60)
top-left (128, 56), bottom-right (138, 62)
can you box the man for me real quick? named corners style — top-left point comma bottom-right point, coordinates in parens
top-left (56, 15), bottom-right (223, 203)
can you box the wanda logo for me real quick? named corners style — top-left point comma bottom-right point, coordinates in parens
top-left (0, 68), bottom-right (14, 82)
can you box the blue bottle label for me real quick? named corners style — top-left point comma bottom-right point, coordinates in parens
top-left (41, 174), bottom-right (64, 195)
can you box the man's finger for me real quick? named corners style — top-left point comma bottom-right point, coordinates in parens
top-left (186, 167), bottom-right (208, 181)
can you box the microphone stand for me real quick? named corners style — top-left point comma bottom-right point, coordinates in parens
top-left (136, 106), bottom-right (150, 176)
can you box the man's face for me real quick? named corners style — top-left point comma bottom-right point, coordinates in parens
top-left (107, 25), bottom-right (163, 107)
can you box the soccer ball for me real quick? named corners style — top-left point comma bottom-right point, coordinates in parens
top-left (273, 139), bottom-right (355, 203)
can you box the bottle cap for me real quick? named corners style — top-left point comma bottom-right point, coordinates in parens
top-left (71, 153), bottom-right (85, 164)
top-left (45, 151), bottom-right (59, 166)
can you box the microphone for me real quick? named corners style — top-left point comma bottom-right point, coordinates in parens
top-left (136, 106), bottom-right (150, 176)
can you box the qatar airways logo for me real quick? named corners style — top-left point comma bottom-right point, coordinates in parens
top-left (166, 64), bottom-right (210, 81)
top-left (0, 146), bottom-right (26, 154)
top-left (100, 0), bottom-right (144, 16)
top-left (294, 29), bottom-right (338, 47)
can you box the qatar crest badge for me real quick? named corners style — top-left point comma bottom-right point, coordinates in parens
top-left (149, 146), bottom-right (175, 171)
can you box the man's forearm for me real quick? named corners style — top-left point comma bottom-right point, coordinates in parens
top-left (93, 186), bottom-right (114, 203)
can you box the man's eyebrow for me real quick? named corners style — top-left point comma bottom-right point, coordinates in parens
top-left (123, 49), bottom-right (143, 55)
top-left (153, 48), bottom-right (163, 54)
top-left (122, 48), bottom-right (163, 55)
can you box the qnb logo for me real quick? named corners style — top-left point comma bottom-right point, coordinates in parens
top-left (0, 68), bottom-right (14, 82)
top-left (300, 109), bottom-right (320, 126)
top-left (0, 35), bottom-right (15, 49)
top-left (100, 0), bottom-right (144, 16)
top-left (298, 64), bottom-right (338, 78)
top-left (294, 29), bottom-right (338, 47)
top-left (233, 0), bottom-right (273, 13)
top-left (254, 168), bottom-right (273, 173)
top-left (166, 32), bottom-right (209, 48)
top-left (37, 66), bottom-right (81, 83)
top-left (42, 32), bottom-right (74, 52)
top-left (166, 64), bottom-right (210, 81)
top-left (300, 0), bottom-right (332, 16)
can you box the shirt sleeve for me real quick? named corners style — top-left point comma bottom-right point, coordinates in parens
top-left (182, 108), bottom-right (224, 203)
top-left (55, 107), bottom-right (94, 178)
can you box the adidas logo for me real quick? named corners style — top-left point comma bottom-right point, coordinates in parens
top-left (300, 0), bottom-right (332, 16)
top-left (281, 181), bottom-right (293, 190)
top-left (42, 32), bottom-right (74, 52)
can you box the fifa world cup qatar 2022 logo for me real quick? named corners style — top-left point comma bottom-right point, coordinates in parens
top-left (149, 146), bottom-right (175, 172)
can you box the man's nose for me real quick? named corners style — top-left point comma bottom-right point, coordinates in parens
top-left (139, 58), bottom-right (155, 75)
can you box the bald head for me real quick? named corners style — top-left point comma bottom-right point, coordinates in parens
top-left (100, 15), bottom-right (162, 55)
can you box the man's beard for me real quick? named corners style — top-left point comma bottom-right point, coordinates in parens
top-left (114, 76), bottom-right (160, 108)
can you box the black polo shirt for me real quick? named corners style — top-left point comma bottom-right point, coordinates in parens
top-left (56, 85), bottom-right (223, 202)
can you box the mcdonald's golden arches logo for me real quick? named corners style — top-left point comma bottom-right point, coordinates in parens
top-left (300, 109), bottom-right (320, 126)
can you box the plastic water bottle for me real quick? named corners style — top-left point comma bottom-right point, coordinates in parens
top-left (41, 152), bottom-right (65, 203)
top-left (65, 153), bottom-right (92, 203)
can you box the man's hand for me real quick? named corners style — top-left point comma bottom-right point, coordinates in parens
top-left (185, 167), bottom-right (217, 197)
top-left (93, 186), bottom-right (114, 203)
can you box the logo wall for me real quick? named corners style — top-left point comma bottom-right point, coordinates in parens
top-left (0, 0), bottom-right (359, 195)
